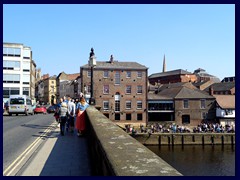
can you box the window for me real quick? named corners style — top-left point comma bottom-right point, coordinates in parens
top-left (137, 71), bottom-right (142, 78)
top-left (115, 100), bottom-right (120, 112)
top-left (87, 70), bottom-right (91, 77)
top-left (23, 49), bottom-right (31, 59)
top-left (3, 60), bottom-right (20, 70)
top-left (126, 101), bottom-right (131, 109)
top-left (115, 71), bottom-right (120, 85)
top-left (22, 61), bottom-right (30, 72)
top-left (103, 71), bottom-right (109, 78)
top-left (10, 98), bottom-right (24, 105)
top-left (26, 99), bottom-right (32, 105)
top-left (52, 81), bottom-right (54, 84)
top-left (126, 114), bottom-right (131, 120)
top-left (137, 114), bottom-right (142, 121)
top-left (182, 115), bottom-right (190, 124)
top-left (200, 99), bottom-right (206, 109)
top-left (87, 85), bottom-right (91, 93)
top-left (103, 101), bottom-right (109, 110)
top-left (202, 112), bottom-right (208, 119)
top-left (3, 47), bottom-right (21, 57)
top-left (183, 100), bottom-right (189, 108)
top-left (3, 87), bottom-right (20, 98)
top-left (22, 74), bottom-right (30, 84)
top-left (226, 109), bottom-right (233, 115)
top-left (3, 74), bottom-right (20, 83)
top-left (126, 85), bottom-right (131, 94)
top-left (23, 87), bottom-right (29, 96)
top-left (126, 71), bottom-right (131, 78)
top-left (103, 85), bottom-right (109, 94)
top-left (115, 113), bottom-right (120, 121)
top-left (137, 101), bottom-right (142, 109)
top-left (137, 86), bottom-right (143, 94)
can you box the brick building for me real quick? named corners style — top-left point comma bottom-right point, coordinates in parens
top-left (148, 69), bottom-right (197, 85)
top-left (80, 52), bottom-right (148, 126)
top-left (148, 82), bottom-right (216, 126)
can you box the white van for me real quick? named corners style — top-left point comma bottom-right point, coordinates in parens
top-left (8, 95), bottom-right (34, 116)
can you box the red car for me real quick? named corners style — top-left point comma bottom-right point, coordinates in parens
top-left (34, 105), bottom-right (47, 114)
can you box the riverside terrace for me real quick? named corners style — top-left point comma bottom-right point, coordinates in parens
top-left (85, 106), bottom-right (182, 176)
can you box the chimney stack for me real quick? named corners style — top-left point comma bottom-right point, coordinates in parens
top-left (209, 86), bottom-right (214, 95)
top-left (110, 55), bottom-right (114, 64)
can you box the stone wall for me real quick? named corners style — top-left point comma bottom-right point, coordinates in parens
top-left (85, 106), bottom-right (182, 176)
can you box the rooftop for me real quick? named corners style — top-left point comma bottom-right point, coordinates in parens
top-left (81, 61), bottom-right (148, 70)
top-left (149, 69), bottom-right (193, 79)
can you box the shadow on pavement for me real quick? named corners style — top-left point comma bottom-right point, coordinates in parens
top-left (39, 129), bottom-right (93, 176)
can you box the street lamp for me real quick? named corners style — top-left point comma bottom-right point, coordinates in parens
top-left (88, 48), bottom-right (96, 105)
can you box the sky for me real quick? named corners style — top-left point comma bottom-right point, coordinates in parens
top-left (3, 4), bottom-right (235, 81)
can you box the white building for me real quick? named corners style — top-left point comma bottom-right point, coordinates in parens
top-left (214, 95), bottom-right (235, 126)
top-left (3, 42), bottom-right (36, 103)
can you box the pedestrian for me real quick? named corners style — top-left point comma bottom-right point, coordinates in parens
top-left (75, 96), bottom-right (89, 136)
top-left (59, 102), bottom-right (68, 136)
top-left (67, 96), bottom-right (75, 133)
top-left (54, 98), bottom-right (63, 127)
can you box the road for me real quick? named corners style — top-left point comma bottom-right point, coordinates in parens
top-left (3, 113), bottom-right (56, 174)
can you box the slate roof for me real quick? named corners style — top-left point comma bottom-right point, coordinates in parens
top-left (154, 86), bottom-right (215, 100)
top-left (214, 95), bottom-right (235, 109)
top-left (81, 61), bottom-right (148, 70)
top-left (148, 93), bottom-right (173, 100)
top-left (204, 82), bottom-right (235, 92)
top-left (57, 72), bottom-right (79, 81)
top-left (149, 69), bottom-right (192, 78)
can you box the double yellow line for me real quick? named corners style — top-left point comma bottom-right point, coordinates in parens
top-left (3, 122), bottom-right (57, 176)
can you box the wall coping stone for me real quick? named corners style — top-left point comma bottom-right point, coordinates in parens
top-left (86, 106), bottom-right (182, 176)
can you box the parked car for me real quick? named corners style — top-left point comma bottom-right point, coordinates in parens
top-left (34, 105), bottom-right (47, 114)
top-left (47, 105), bottom-right (57, 113)
top-left (8, 95), bottom-right (34, 116)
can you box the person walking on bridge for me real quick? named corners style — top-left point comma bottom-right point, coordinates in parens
top-left (59, 102), bottom-right (68, 136)
top-left (75, 97), bottom-right (89, 136)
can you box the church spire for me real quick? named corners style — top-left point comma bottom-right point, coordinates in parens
top-left (162, 54), bottom-right (166, 72)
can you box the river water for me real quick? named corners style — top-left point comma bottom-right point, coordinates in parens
top-left (146, 145), bottom-right (235, 176)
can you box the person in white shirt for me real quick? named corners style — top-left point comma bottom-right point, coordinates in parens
top-left (67, 96), bottom-right (75, 133)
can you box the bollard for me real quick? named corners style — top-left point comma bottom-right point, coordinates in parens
top-left (221, 135), bottom-right (224, 146)
top-left (158, 135), bottom-right (161, 146)
top-left (202, 135), bottom-right (205, 146)
top-left (182, 135), bottom-right (184, 145)
top-left (211, 135), bottom-right (214, 145)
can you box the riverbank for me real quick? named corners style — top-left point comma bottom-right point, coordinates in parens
top-left (131, 133), bottom-right (235, 146)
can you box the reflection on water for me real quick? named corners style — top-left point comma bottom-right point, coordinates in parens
top-left (146, 145), bottom-right (235, 176)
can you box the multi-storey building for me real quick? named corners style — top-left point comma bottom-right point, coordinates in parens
top-left (149, 69), bottom-right (198, 85)
top-left (56, 72), bottom-right (80, 101)
top-left (148, 82), bottom-right (216, 126)
top-left (3, 42), bottom-right (36, 103)
top-left (43, 76), bottom-right (57, 105)
top-left (193, 68), bottom-right (220, 83)
top-left (80, 51), bottom-right (148, 126)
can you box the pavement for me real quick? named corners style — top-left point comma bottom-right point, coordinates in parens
top-left (16, 123), bottom-right (93, 176)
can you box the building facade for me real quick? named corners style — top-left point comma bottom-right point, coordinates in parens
top-left (43, 76), bottom-right (57, 105)
top-left (56, 72), bottom-right (80, 101)
top-left (80, 52), bottom-right (148, 126)
top-left (148, 69), bottom-right (198, 85)
top-left (148, 82), bottom-right (216, 126)
top-left (3, 42), bottom-right (36, 103)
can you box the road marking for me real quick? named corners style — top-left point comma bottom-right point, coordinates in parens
top-left (3, 122), bottom-right (57, 176)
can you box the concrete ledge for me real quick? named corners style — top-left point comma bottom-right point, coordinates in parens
top-left (86, 106), bottom-right (182, 176)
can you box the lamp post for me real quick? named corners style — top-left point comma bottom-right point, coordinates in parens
top-left (88, 48), bottom-right (96, 105)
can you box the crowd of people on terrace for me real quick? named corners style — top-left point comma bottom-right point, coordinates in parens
top-left (125, 122), bottom-right (235, 135)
